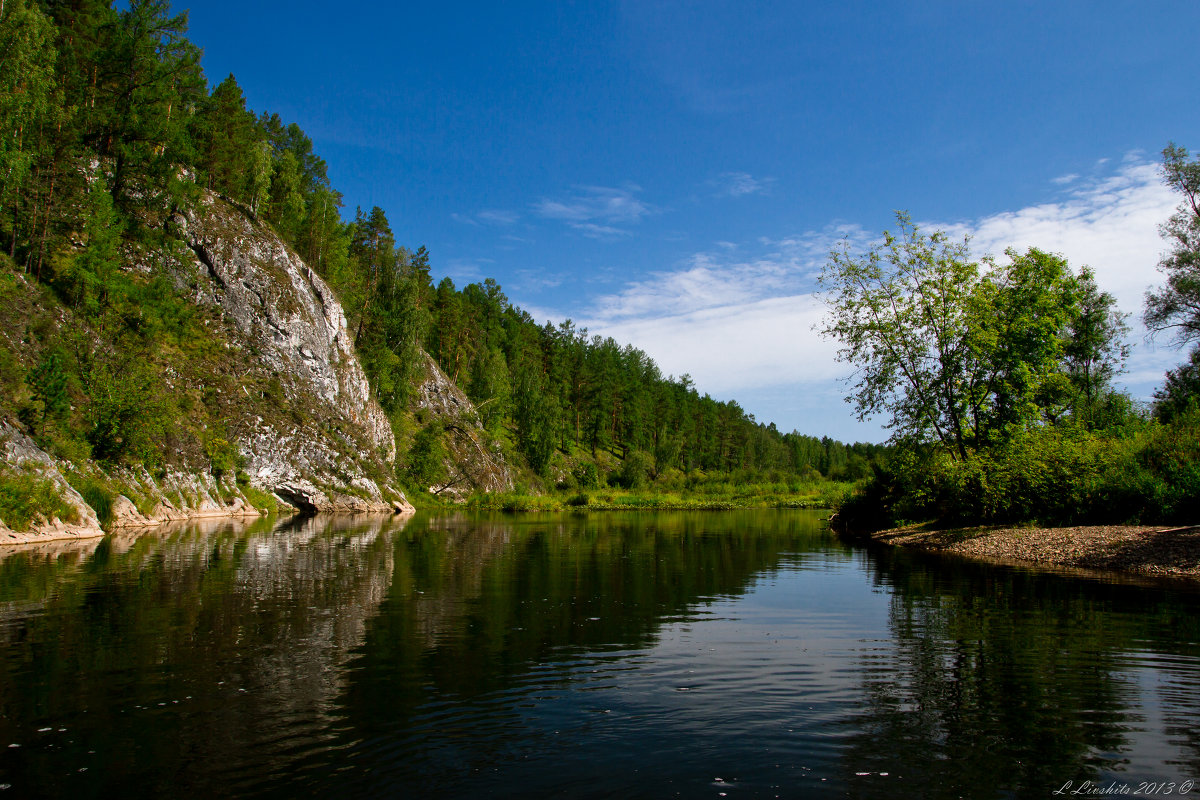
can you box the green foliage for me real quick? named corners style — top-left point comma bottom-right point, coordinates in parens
top-left (0, 471), bottom-right (78, 530)
top-left (820, 216), bottom-right (1128, 454)
top-left (69, 475), bottom-right (115, 528)
top-left (572, 462), bottom-right (601, 489)
top-left (203, 430), bottom-right (240, 480)
top-left (405, 422), bottom-right (448, 488)
top-left (837, 406), bottom-right (1200, 529)
top-left (87, 357), bottom-right (171, 466)
top-left (24, 350), bottom-right (69, 434)
top-left (237, 483), bottom-right (280, 515)
top-left (96, 0), bottom-right (204, 213)
top-left (610, 449), bottom-right (653, 489)
top-left (1154, 347), bottom-right (1200, 422)
top-left (0, 0), bottom-right (57, 238)
top-left (248, 140), bottom-right (273, 217)
top-left (54, 182), bottom-right (123, 316)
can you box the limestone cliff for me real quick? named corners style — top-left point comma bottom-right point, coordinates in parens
top-left (175, 192), bottom-right (408, 515)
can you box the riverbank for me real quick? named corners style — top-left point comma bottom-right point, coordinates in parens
top-left (863, 523), bottom-right (1200, 581)
top-left (459, 487), bottom-right (843, 513)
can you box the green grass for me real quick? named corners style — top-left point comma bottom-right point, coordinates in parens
top-left (462, 480), bottom-right (850, 513)
top-left (239, 484), bottom-right (280, 515)
top-left (0, 472), bottom-right (80, 530)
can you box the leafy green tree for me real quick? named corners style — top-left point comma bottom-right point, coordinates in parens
top-left (1154, 347), bottom-right (1200, 422)
top-left (405, 422), bottom-right (448, 488)
top-left (56, 180), bottom-right (122, 315)
top-left (25, 350), bottom-right (70, 435)
top-left (197, 74), bottom-right (257, 202)
top-left (299, 186), bottom-right (348, 277)
top-left (513, 367), bottom-right (557, 475)
top-left (268, 150), bottom-right (304, 238)
top-left (820, 216), bottom-right (1126, 455)
top-left (248, 139), bottom-right (273, 217)
top-left (819, 213), bottom-right (980, 456)
top-left (86, 356), bottom-right (170, 466)
top-left (468, 346), bottom-right (510, 431)
top-left (1064, 267), bottom-right (1129, 424)
top-left (1145, 143), bottom-right (1200, 348)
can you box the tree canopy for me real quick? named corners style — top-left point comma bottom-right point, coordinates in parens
top-left (819, 213), bottom-right (1127, 457)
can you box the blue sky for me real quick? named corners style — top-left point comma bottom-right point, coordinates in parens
top-left (184, 1), bottom-right (1200, 442)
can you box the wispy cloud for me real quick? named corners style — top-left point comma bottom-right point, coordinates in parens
top-left (452, 208), bottom-right (520, 226)
top-left (441, 257), bottom-right (492, 285)
top-left (533, 185), bottom-right (656, 238)
top-left (710, 171), bottom-right (775, 198)
top-left (478, 209), bottom-right (520, 225)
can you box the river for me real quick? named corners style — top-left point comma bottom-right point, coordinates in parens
top-left (0, 510), bottom-right (1196, 798)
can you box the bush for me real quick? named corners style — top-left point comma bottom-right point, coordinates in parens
top-left (572, 462), bottom-right (601, 489)
top-left (836, 421), bottom-right (1174, 529)
top-left (404, 422), bottom-right (448, 488)
top-left (610, 450), bottom-right (653, 490)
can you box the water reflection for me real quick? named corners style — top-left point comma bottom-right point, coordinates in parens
top-left (0, 511), bottom-right (1195, 798)
top-left (840, 544), bottom-right (1200, 798)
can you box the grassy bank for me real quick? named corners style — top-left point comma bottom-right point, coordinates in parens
top-left (461, 480), bottom-right (852, 513)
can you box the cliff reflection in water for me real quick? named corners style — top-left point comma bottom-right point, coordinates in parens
top-left (0, 513), bottom-right (408, 796)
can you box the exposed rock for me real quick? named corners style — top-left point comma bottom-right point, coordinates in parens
top-left (414, 352), bottom-right (515, 499)
top-left (181, 194), bottom-right (392, 458)
top-left (0, 422), bottom-right (103, 542)
top-left (177, 192), bottom-right (413, 515)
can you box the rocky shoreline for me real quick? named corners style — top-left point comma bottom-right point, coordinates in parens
top-left (861, 523), bottom-right (1200, 582)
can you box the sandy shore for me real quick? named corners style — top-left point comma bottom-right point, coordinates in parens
top-left (865, 523), bottom-right (1200, 582)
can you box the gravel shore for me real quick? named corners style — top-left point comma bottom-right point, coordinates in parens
top-left (868, 523), bottom-right (1200, 581)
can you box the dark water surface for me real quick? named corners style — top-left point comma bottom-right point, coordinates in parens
top-left (0, 510), bottom-right (1197, 798)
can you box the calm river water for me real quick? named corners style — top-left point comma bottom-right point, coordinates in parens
top-left (0, 510), bottom-right (1196, 798)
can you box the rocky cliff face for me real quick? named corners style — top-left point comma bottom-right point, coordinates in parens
top-left (177, 193), bottom-right (409, 515)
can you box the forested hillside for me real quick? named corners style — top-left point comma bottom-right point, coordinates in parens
top-left (0, 0), bottom-right (873, 525)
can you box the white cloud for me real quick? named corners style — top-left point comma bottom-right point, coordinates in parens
top-left (591, 294), bottom-right (842, 393)
top-left (533, 185), bottom-right (655, 238)
top-left (710, 171), bottom-right (775, 198)
top-left (477, 209), bottom-right (520, 225)
top-left (453, 208), bottom-right (520, 226)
